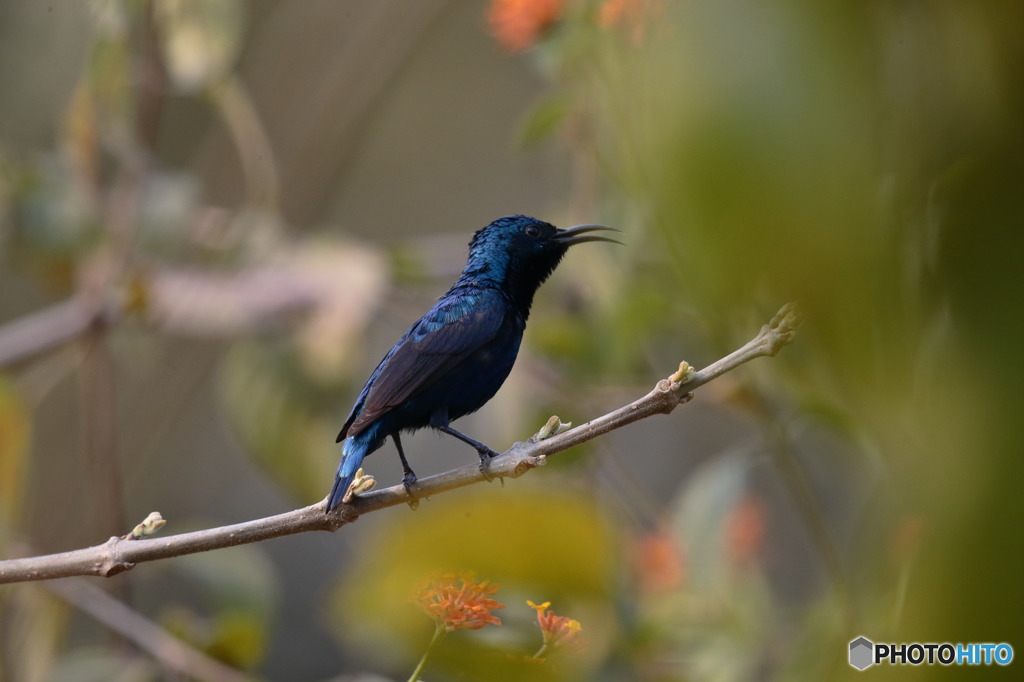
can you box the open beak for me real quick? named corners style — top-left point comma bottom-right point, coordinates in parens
top-left (554, 224), bottom-right (623, 246)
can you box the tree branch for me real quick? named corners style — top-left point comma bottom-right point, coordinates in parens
top-left (0, 304), bottom-right (801, 585)
top-left (0, 243), bottom-right (385, 369)
top-left (0, 298), bottom-right (115, 368)
top-left (45, 576), bottom-right (256, 682)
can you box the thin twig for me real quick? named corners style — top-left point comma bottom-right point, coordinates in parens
top-left (0, 298), bottom-right (115, 368)
top-left (0, 245), bottom-right (385, 369)
top-left (45, 577), bottom-right (255, 682)
top-left (207, 75), bottom-right (279, 213)
top-left (0, 304), bottom-right (801, 585)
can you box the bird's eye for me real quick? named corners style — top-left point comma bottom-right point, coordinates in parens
top-left (524, 225), bottom-right (541, 238)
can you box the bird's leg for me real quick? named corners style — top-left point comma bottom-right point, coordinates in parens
top-left (393, 433), bottom-right (417, 489)
top-left (436, 425), bottom-right (502, 480)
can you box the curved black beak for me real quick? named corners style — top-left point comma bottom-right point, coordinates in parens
top-left (554, 224), bottom-right (623, 246)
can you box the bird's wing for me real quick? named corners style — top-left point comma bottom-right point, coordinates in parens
top-left (337, 290), bottom-right (507, 441)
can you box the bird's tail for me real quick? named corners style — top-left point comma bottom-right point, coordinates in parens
top-left (326, 437), bottom-right (367, 513)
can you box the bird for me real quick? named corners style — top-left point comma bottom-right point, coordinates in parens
top-left (325, 215), bottom-right (620, 512)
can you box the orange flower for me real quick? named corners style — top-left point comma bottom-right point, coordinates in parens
top-left (527, 600), bottom-right (584, 655)
top-left (726, 495), bottom-right (765, 566)
top-left (598, 0), bottom-right (662, 44)
top-left (487, 0), bottom-right (565, 53)
top-left (633, 528), bottom-right (686, 593)
top-left (415, 573), bottom-right (505, 631)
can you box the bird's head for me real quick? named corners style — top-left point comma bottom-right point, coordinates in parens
top-left (461, 215), bottom-right (620, 307)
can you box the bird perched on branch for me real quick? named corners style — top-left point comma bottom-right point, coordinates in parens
top-left (326, 215), bottom-right (620, 512)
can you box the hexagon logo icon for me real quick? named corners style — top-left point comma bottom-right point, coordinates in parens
top-left (849, 636), bottom-right (874, 670)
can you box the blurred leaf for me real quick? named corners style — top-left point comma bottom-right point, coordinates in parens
top-left (84, 5), bottom-right (133, 125)
top-left (0, 374), bottom-right (31, 522)
top-left (135, 171), bottom-right (202, 258)
top-left (1, 585), bottom-right (71, 682)
top-left (160, 544), bottom-right (277, 669)
top-left (532, 272), bottom-right (672, 381)
top-left (170, 543), bottom-right (279, 620)
top-left (206, 611), bottom-right (268, 670)
top-left (10, 155), bottom-right (102, 274)
top-left (219, 341), bottom-right (339, 503)
top-left (155, 0), bottom-right (245, 92)
top-left (517, 96), bottom-right (570, 148)
top-left (60, 82), bottom-right (99, 192)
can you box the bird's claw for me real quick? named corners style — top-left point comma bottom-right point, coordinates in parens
top-left (477, 447), bottom-right (503, 483)
top-left (401, 471), bottom-right (420, 509)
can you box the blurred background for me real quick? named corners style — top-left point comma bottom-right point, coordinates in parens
top-left (1, 1), bottom-right (1022, 680)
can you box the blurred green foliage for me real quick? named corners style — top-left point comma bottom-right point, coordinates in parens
top-left (0, 376), bottom-right (30, 524)
top-left (583, 2), bottom-right (1024, 680)
top-left (161, 543), bottom-right (278, 670)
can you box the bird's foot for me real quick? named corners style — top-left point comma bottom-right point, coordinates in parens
top-left (479, 445), bottom-right (502, 460)
top-left (478, 458), bottom-right (494, 482)
top-left (477, 446), bottom-right (502, 483)
top-left (402, 470), bottom-right (420, 509)
top-left (402, 468), bottom-right (418, 488)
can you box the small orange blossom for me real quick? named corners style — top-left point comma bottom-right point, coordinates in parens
top-left (487, 0), bottom-right (565, 53)
top-left (415, 573), bottom-right (505, 632)
top-left (527, 599), bottom-right (584, 654)
top-left (633, 528), bottom-right (686, 594)
top-left (599, 0), bottom-right (663, 43)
